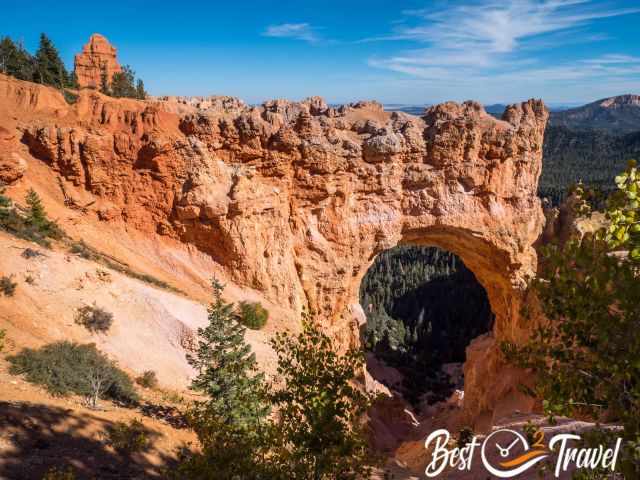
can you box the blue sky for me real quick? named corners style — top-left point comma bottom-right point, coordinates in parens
top-left (1, 0), bottom-right (640, 105)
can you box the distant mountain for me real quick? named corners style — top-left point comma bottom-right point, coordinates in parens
top-left (549, 94), bottom-right (640, 134)
top-left (539, 95), bottom-right (640, 204)
top-left (484, 104), bottom-right (508, 117)
top-left (384, 104), bottom-right (428, 115)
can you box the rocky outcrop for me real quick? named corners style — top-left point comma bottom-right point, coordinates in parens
top-left (0, 73), bottom-right (549, 424)
top-left (74, 34), bottom-right (122, 89)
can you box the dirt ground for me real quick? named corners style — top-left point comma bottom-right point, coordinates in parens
top-left (0, 353), bottom-right (197, 479)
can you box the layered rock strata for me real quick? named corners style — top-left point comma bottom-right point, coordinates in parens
top-left (0, 73), bottom-right (548, 423)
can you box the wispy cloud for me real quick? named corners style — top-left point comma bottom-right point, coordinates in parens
top-left (367, 0), bottom-right (640, 97)
top-left (263, 23), bottom-right (320, 44)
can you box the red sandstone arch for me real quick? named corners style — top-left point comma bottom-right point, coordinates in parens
top-left (1, 74), bottom-right (548, 424)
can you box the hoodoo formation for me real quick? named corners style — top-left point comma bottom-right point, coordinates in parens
top-left (0, 70), bottom-right (548, 423)
top-left (73, 33), bottom-right (122, 89)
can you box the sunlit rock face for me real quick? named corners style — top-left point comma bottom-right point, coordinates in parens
top-left (0, 72), bottom-right (548, 423)
top-left (74, 33), bottom-right (122, 89)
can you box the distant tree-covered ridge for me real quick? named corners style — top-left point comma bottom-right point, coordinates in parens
top-left (0, 33), bottom-right (145, 99)
top-left (540, 125), bottom-right (640, 205)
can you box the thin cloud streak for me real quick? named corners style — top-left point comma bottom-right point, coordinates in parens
top-left (367, 0), bottom-right (640, 100)
top-left (263, 23), bottom-right (320, 44)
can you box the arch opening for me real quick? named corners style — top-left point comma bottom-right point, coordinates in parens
top-left (360, 245), bottom-right (495, 407)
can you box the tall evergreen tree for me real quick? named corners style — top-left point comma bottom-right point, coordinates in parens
top-left (34, 33), bottom-right (69, 88)
top-left (0, 36), bottom-right (35, 81)
top-left (177, 279), bottom-right (271, 478)
top-left (110, 65), bottom-right (137, 98)
top-left (99, 65), bottom-right (110, 95)
top-left (0, 186), bottom-right (12, 225)
top-left (25, 188), bottom-right (48, 228)
top-left (187, 279), bottom-right (268, 428)
top-left (135, 78), bottom-right (146, 100)
top-left (24, 188), bottom-right (61, 240)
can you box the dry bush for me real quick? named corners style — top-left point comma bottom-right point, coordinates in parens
top-left (75, 304), bottom-right (114, 333)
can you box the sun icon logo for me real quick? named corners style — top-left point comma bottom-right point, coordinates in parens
top-left (481, 428), bottom-right (550, 478)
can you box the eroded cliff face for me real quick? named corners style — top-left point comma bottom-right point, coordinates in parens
top-left (0, 74), bottom-right (548, 424)
top-left (74, 34), bottom-right (122, 89)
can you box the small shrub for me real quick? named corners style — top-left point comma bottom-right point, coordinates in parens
top-left (25, 274), bottom-right (35, 284)
top-left (70, 240), bottom-right (96, 260)
top-left (42, 466), bottom-right (76, 480)
top-left (237, 301), bottom-right (269, 330)
top-left (0, 329), bottom-right (6, 353)
top-left (105, 418), bottom-right (150, 455)
top-left (523, 420), bottom-right (538, 445)
top-left (7, 341), bottom-right (138, 405)
top-left (0, 275), bottom-right (17, 296)
top-left (136, 370), bottom-right (158, 389)
top-left (75, 304), bottom-right (114, 333)
top-left (160, 389), bottom-right (184, 405)
top-left (22, 247), bottom-right (42, 259)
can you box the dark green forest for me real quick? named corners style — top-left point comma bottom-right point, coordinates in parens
top-left (360, 246), bottom-right (494, 405)
top-left (539, 125), bottom-right (640, 204)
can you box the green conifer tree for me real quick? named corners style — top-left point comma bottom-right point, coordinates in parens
top-left (0, 36), bottom-right (35, 81)
top-left (99, 65), bottom-right (110, 95)
top-left (0, 186), bottom-right (12, 225)
top-left (110, 65), bottom-right (137, 98)
top-left (34, 33), bottom-right (68, 88)
top-left (135, 79), bottom-right (146, 100)
top-left (25, 188), bottom-right (48, 228)
top-left (23, 188), bottom-right (61, 241)
top-left (176, 279), bottom-right (272, 478)
top-left (187, 279), bottom-right (268, 428)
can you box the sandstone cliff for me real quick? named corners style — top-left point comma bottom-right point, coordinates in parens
top-left (0, 73), bottom-right (549, 425)
top-left (74, 33), bottom-right (122, 89)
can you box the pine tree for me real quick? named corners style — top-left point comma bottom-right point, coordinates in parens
top-left (177, 279), bottom-right (272, 478)
top-left (110, 65), bottom-right (137, 98)
top-left (187, 279), bottom-right (268, 428)
top-left (99, 65), bottom-right (110, 95)
top-left (135, 79), bottom-right (146, 100)
top-left (0, 186), bottom-right (12, 225)
top-left (25, 188), bottom-right (48, 228)
top-left (24, 188), bottom-right (61, 240)
top-left (0, 36), bottom-right (35, 81)
top-left (0, 37), bottom-right (18, 75)
top-left (34, 33), bottom-right (68, 88)
top-left (68, 71), bottom-right (79, 89)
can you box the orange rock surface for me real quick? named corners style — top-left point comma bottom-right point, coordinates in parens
top-left (74, 33), bottom-right (122, 89)
top-left (0, 73), bottom-right (549, 425)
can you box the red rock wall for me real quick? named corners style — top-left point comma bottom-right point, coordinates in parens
top-left (0, 74), bottom-right (548, 424)
top-left (74, 34), bottom-right (122, 89)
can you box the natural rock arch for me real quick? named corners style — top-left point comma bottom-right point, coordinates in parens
top-left (2, 74), bottom-right (548, 423)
